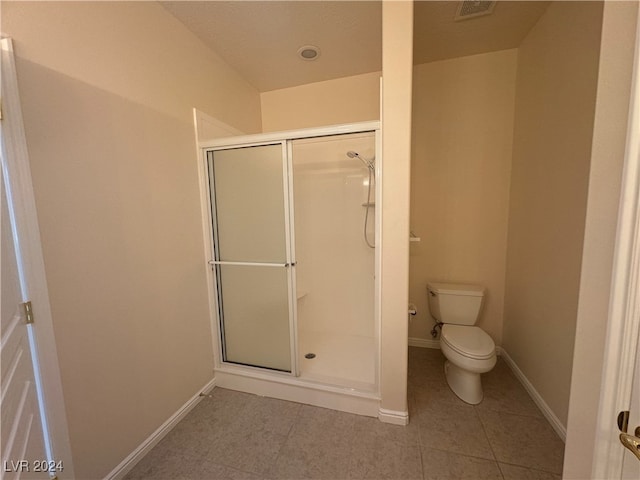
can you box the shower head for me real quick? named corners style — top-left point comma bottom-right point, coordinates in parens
top-left (346, 151), bottom-right (375, 171)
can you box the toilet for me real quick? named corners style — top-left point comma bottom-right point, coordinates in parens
top-left (427, 282), bottom-right (496, 404)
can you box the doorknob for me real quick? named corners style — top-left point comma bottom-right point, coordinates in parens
top-left (619, 432), bottom-right (640, 461)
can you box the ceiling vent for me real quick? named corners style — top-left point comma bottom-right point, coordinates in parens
top-left (454, 1), bottom-right (496, 21)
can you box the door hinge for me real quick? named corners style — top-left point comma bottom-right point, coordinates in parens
top-left (21, 301), bottom-right (34, 324)
top-left (618, 410), bottom-right (630, 433)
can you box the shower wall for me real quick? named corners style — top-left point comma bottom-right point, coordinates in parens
top-left (292, 132), bottom-right (376, 388)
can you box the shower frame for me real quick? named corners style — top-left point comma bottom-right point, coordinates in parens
top-left (197, 121), bottom-right (382, 416)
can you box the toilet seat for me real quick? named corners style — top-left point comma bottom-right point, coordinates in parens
top-left (441, 325), bottom-right (495, 360)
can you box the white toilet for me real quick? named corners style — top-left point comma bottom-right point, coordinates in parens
top-left (427, 282), bottom-right (496, 404)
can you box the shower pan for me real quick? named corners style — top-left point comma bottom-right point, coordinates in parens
top-left (200, 122), bottom-right (381, 416)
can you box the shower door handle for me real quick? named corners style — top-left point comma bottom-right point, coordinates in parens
top-left (208, 260), bottom-right (290, 268)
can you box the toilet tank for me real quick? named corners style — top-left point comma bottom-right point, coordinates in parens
top-left (427, 282), bottom-right (485, 326)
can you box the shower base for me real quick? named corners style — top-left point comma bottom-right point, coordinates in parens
top-left (213, 356), bottom-right (380, 418)
top-left (212, 329), bottom-right (379, 418)
top-left (298, 330), bottom-right (376, 392)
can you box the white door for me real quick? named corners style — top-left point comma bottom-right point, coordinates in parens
top-left (1, 168), bottom-right (49, 480)
top-left (621, 342), bottom-right (640, 479)
top-left (619, 3), bottom-right (640, 476)
top-left (589, 4), bottom-right (640, 478)
top-left (0, 37), bottom-right (73, 479)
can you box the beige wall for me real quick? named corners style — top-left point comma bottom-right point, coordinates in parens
top-left (1, 2), bottom-right (261, 132)
top-left (409, 49), bottom-right (517, 345)
top-left (1, 2), bottom-right (262, 478)
top-left (502, 1), bottom-right (603, 428)
top-left (379, 0), bottom-right (413, 420)
top-left (260, 71), bottom-right (380, 132)
top-left (564, 1), bottom-right (638, 477)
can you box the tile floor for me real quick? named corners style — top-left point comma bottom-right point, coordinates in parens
top-left (125, 347), bottom-right (564, 479)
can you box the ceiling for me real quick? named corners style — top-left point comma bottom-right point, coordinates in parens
top-left (413, 1), bottom-right (550, 64)
top-left (161, 1), bottom-right (550, 93)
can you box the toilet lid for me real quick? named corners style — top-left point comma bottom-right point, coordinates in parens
top-left (441, 325), bottom-right (495, 360)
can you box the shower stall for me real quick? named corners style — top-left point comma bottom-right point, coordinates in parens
top-left (200, 122), bottom-right (380, 414)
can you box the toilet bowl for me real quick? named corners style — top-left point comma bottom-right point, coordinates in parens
top-left (440, 324), bottom-right (496, 404)
top-left (427, 282), bottom-right (497, 405)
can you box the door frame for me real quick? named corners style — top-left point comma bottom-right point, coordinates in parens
top-left (0, 38), bottom-right (75, 477)
top-left (591, 4), bottom-right (640, 478)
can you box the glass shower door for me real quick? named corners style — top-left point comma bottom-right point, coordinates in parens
top-left (207, 143), bottom-right (294, 372)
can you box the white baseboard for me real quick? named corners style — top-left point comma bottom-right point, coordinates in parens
top-left (378, 407), bottom-right (409, 425)
top-left (104, 378), bottom-right (217, 480)
top-left (408, 337), bottom-right (440, 349)
top-left (499, 349), bottom-right (567, 442)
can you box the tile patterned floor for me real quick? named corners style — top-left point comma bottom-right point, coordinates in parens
top-left (125, 347), bottom-right (564, 479)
